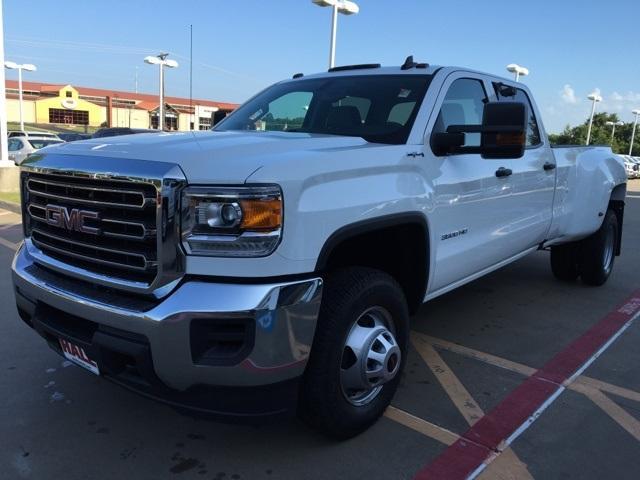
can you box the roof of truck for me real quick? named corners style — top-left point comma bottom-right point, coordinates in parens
top-left (288, 62), bottom-right (517, 86)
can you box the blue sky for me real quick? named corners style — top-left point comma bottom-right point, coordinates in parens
top-left (4, 0), bottom-right (640, 133)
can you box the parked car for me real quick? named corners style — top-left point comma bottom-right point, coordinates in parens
top-left (7, 136), bottom-right (64, 165)
top-left (8, 130), bottom-right (61, 140)
top-left (632, 157), bottom-right (640, 178)
top-left (91, 127), bottom-right (157, 139)
top-left (622, 155), bottom-right (640, 179)
top-left (11, 59), bottom-right (627, 438)
top-left (57, 132), bottom-right (92, 142)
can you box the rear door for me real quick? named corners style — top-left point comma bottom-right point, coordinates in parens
top-left (494, 83), bottom-right (555, 246)
top-left (424, 74), bottom-right (516, 293)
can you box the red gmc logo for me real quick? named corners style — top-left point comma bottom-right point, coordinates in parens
top-left (45, 204), bottom-right (101, 235)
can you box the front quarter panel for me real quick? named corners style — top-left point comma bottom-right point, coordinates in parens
top-left (244, 144), bottom-right (435, 273)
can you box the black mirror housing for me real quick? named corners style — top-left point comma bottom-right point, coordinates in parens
top-left (430, 102), bottom-right (527, 159)
top-left (431, 132), bottom-right (465, 156)
top-left (481, 102), bottom-right (526, 159)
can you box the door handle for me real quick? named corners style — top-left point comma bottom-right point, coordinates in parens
top-left (495, 167), bottom-right (513, 178)
top-left (543, 162), bottom-right (556, 171)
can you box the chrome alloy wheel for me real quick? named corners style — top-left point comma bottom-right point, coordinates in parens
top-left (603, 223), bottom-right (615, 275)
top-left (340, 306), bottom-right (401, 406)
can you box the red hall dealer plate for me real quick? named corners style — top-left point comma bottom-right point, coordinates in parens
top-left (58, 338), bottom-right (100, 375)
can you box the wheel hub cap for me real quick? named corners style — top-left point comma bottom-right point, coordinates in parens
top-left (340, 306), bottom-right (401, 406)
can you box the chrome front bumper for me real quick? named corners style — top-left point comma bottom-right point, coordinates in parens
top-left (12, 243), bottom-right (323, 390)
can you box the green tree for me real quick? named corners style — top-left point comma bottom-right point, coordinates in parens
top-left (548, 112), bottom-right (639, 155)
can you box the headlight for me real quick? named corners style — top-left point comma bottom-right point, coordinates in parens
top-left (181, 185), bottom-right (283, 257)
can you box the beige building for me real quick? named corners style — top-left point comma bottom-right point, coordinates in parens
top-left (5, 80), bottom-right (238, 131)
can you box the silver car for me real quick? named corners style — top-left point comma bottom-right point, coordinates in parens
top-left (8, 130), bottom-right (61, 140)
top-left (8, 136), bottom-right (64, 165)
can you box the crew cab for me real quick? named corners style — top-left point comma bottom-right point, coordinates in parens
top-left (11, 58), bottom-right (626, 438)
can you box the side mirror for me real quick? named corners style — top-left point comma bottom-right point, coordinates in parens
top-left (480, 102), bottom-right (526, 159)
top-left (430, 102), bottom-right (526, 158)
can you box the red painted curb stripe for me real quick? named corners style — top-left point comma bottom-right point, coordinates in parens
top-left (414, 290), bottom-right (640, 480)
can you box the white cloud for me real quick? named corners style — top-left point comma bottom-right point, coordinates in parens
top-left (560, 84), bottom-right (577, 104)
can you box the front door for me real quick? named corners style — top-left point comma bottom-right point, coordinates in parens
top-left (424, 75), bottom-right (516, 293)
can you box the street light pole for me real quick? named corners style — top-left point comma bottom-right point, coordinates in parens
top-left (629, 110), bottom-right (640, 156)
top-left (312, 0), bottom-right (359, 69)
top-left (586, 92), bottom-right (602, 146)
top-left (329, 4), bottom-right (338, 69)
top-left (159, 56), bottom-right (165, 131)
top-left (4, 61), bottom-right (37, 132)
top-left (506, 63), bottom-right (529, 82)
top-left (605, 121), bottom-right (623, 144)
top-left (144, 53), bottom-right (178, 131)
top-left (0, 0), bottom-right (8, 166)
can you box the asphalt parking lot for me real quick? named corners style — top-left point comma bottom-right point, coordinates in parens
top-left (1, 181), bottom-right (639, 480)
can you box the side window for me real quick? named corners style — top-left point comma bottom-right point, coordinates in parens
top-left (8, 139), bottom-right (22, 151)
top-left (494, 84), bottom-right (542, 147)
top-left (434, 78), bottom-right (487, 147)
top-left (259, 91), bottom-right (313, 132)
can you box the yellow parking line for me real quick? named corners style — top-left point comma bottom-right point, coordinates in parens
top-left (576, 377), bottom-right (640, 403)
top-left (384, 406), bottom-right (459, 446)
top-left (412, 333), bottom-right (484, 425)
top-left (0, 236), bottom-right (18, 251)
top-left (478, 448), bottom-right (534, 480)
top-left (572, 382), bottom-right (640, 442)
top-left (422, 335), bottom-right (536, 377)
top-left (0, 222), bottom-right (20, 231)
top-left (411, 332), bottom-right (534, 479)
top-left (420, 333), bottom-right (640, 405)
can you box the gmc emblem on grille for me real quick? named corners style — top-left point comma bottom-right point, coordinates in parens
top-left (45, 204), bottom-right (101, 235)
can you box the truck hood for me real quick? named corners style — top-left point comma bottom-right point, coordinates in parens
top-left (50, 130), bottom-right (371, 184)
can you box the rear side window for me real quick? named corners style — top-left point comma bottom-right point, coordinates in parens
top-left (8, 139), bottom-right (23, 151)
top-left (433, 78), bottom-right (488, 147)
top-left (495, 84), bottom-right (542, 147)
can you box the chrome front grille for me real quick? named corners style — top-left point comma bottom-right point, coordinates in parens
top-left (21, 154), bottom-right (187, 296)
top-left (25, 172), bottom-right (159, 283)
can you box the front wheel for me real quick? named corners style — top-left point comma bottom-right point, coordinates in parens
top-left (298, 267), bottom-right (409, 439)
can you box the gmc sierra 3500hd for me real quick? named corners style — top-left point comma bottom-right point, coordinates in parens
top-left (12, 57), bottom-right (626, 438)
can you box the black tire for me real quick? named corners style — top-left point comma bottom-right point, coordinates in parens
top-left (550, 243), bottom-right (580, 281)
top-left (579, 210), bottom-right (618, 286)
top-left (298, 267), bottom-right (409, 439)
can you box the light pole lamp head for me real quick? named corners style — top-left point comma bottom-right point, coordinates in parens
top-left (4, 61), bottom-right (18, 70)
top-left (21, 64), bottom-right (37, 72)
top-left (588, 93), bottom-right (603, 102)
top-left (164, 59), bottom-right (179, 69)
top-left (605, 121), bottom-right (615, 126)
top-left (617, 121), bottom-right (624, 126)
top-left (633, 109), bottom-right (640, 116)
top-left (312, 0), bottom-right (359, 14)
top-left (144, 56), bottom-right (162, 65)
top-left (506, 63), bottom-right (529, 77)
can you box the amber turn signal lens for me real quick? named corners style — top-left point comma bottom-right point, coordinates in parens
top-left (240, 198), bottom-right (282, 230)
top-left (496, 133), bottom-right (525, 146)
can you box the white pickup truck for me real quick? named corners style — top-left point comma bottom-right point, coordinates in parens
top-left (12, 58), bottom-right (626, 438)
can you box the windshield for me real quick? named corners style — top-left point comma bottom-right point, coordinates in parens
top-left (215, 74), bottom-right (432, 144)
top-left (28, 139), bottom-right (63, 149)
